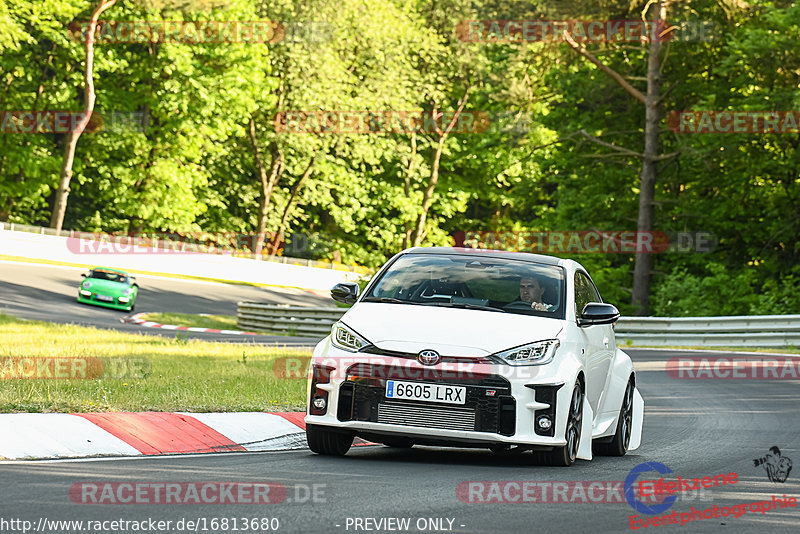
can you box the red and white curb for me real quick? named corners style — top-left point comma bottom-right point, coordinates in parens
top-left (0, 411), bottom-right (373, 460)
top-left (122, 313), bottom-right (259, 336)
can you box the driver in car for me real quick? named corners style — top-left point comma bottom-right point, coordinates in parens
top-left (516, 276), bottom-right (551, 311)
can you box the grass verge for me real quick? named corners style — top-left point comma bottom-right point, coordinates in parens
top-left (142, 312), bottom-right (246, 332)
top-left (0, 314), bottom-right (309, 413)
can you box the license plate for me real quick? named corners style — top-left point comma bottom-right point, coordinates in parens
top-left (95, 295), bottom-right (114, 302)
top-left (385, 380), bottom-right (466, 405)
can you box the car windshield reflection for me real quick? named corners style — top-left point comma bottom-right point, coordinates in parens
top-left (363, 253), bottom-right (565, 318)
top-left (89, 270), bottom-right (127, 283)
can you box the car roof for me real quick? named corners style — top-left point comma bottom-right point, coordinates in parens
top-left (400, 247), bottom-right (564, 266)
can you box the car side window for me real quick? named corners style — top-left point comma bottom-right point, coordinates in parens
top-left (584, 273), bottom-right (601, 304)
top-left (574, 272), bottom-right (600, 319)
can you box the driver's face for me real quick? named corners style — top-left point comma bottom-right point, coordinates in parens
top-left (520, 277), bottom-right (544, 303)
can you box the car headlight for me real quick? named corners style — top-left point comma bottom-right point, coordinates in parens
top-left (123, 288), bottom-right (132, 295)
top-left (82, 281), bottom-right (91, 289)
top-left (492, 339), bottom-right (560, 366)
top-left (330, 322), bottom-right (370, 352)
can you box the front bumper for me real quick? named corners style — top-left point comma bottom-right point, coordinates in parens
top-left (305, 341), bottom-right (580, 447)
top-left (77, 293), bottom-right (133, 311)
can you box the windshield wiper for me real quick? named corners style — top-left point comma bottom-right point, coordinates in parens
top-left (361, 297), bottom-right (414, 304)
top-left (420, 302), bottom-right (507, 313)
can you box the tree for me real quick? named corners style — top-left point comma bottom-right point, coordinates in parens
top-left (560, 0), bottom-right (674, 315)
top-left (50, 0), bottom-right (117, 231)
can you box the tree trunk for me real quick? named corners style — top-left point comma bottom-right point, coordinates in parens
top-left (562, 2), bottom-right (666, 315)
top-left (631, 1), bottom-right (665, 316)
top-left (402, 133), bottom-right (416, 249)
top-left (50, 0), bottom-right (117, 232)
top-left (412, 136), bottom-right (445, 247)
top-left (269, 156), bottom-right (315, 256)
top-left (248, 115), bottom-right (284, 256)
top-left (411, 87), bottom-right (471, 247)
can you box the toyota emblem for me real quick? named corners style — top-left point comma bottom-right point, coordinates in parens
top-left (417, 350), bottom-right (440, 366)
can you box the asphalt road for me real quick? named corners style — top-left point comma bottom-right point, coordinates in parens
top-left (1, 349), bottom-right (798, 534)
top-left (0, 260), bottom-right (330, 345)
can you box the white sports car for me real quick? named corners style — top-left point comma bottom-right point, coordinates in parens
top-left (305, 247), bottom-right (643, 466)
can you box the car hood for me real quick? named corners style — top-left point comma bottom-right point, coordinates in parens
top-left (81, 278), bottom-right (128, 294)
top-left (340, 302), bottom-right (563, 357)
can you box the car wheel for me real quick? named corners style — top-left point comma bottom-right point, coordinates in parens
top-left (306, 424), bottom-right (354, 456)
top-left (534, 380), bottom-right (583, 467)
top-left (593, 377), bottom-right (634, 457)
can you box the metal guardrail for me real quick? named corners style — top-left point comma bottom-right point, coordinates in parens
top-left (238, 303), bottom-right (800, 347)
top-left (614, 315), bottom-right (800, 347)
top-left (237, 303), bottom-right (346, 337)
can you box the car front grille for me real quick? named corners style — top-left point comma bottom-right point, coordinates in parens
top-left (337, 365), bottom-right (516, 435)
top-left (377, 402), bottom-right (476, 431)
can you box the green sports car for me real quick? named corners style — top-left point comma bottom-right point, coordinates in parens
top-left (77, 267), bottom-right (139, 312)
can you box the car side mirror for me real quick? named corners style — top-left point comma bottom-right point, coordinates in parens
top-left (578, 302), bottom-right (620, 327)
top-left (80, 273), bottom-right (87, 278)
top-left (331, 282), bottom-right (359, 304)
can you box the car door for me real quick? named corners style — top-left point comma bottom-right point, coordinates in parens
top-left (574, 271), bottom-right (611, 413)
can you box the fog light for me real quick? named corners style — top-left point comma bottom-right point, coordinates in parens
top-left (537, 416), bottom-right (552, 430)
top-left (312, 396), bottom-right (327, 410)
top-left (118, 296), bottom-right (129, 303)
top-left (80, 290), bottom-right (91, 296)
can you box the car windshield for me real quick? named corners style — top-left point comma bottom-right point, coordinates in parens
top-left (363, 253), bottom-right (565, 318)
top-left (89, 270), bottom-right (128, 284)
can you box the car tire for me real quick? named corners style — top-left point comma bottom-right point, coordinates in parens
top-left (533, 380), bottom-right (583, 467)
top-left (306, 424), bottom-right (354, 456)
top-left (593, 377), bottom-right (634, 457)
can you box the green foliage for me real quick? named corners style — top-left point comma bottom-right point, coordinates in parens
top-left (1, 0), bottom-right (798, 316)
top-left (653, 264), bottom-right (800, 316)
